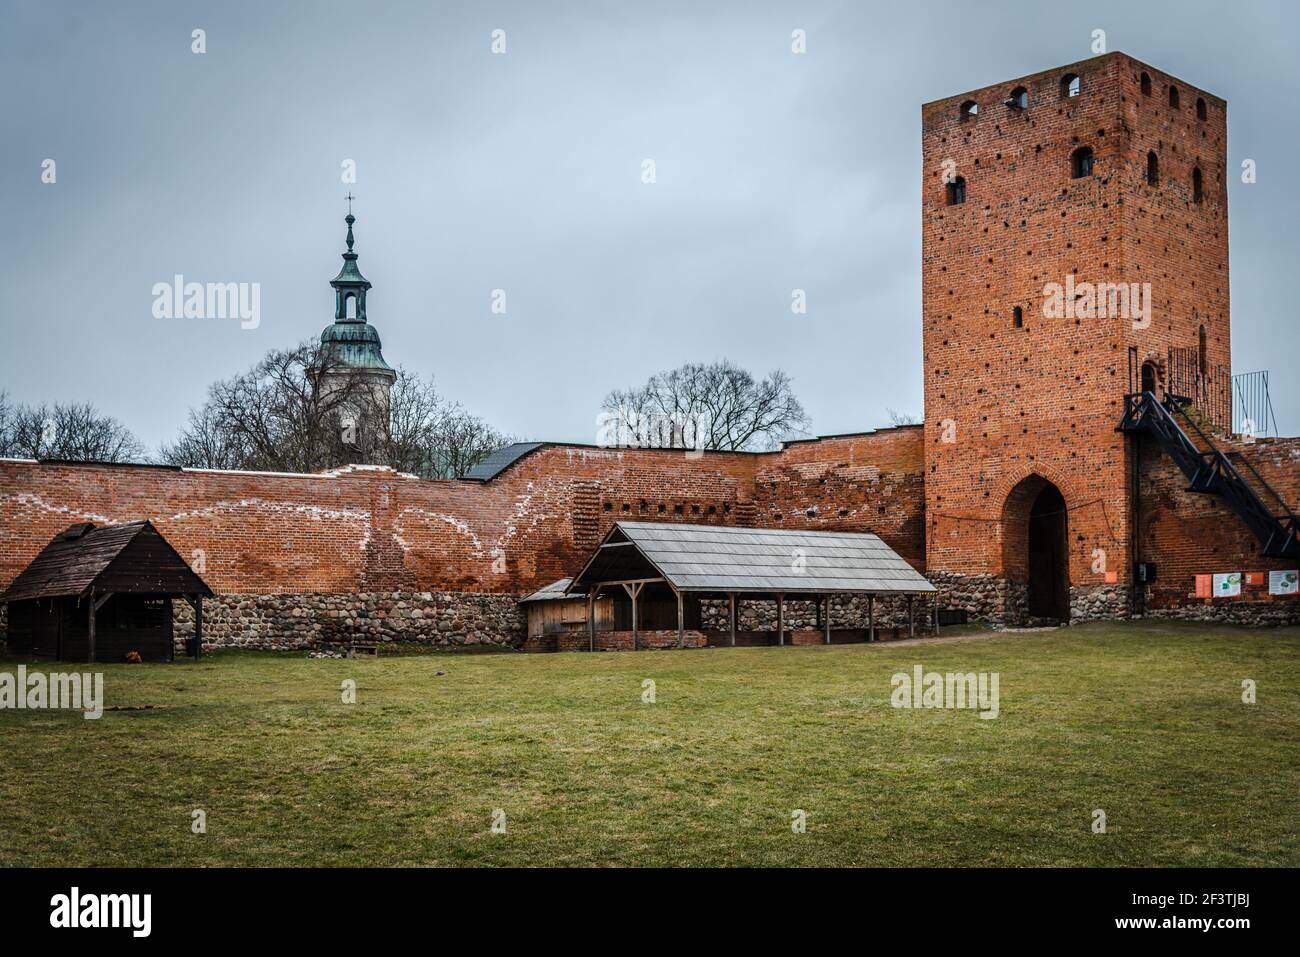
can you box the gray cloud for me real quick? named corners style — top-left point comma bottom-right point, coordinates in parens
top-left (2, 0), bottom-right (1296, 450)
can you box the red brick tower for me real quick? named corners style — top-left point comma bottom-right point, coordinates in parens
top-left (920, 53), bottom-right (1230, 622)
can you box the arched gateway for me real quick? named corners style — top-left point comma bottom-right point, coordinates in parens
top-left (1002, 475), bottom-right (1070, 621)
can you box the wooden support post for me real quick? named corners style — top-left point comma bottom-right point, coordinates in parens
top-left (728, 592), bottom-right (737, 647)
top-left (194, 595), bottom-right (203, 660)
top-left (87, 590), bottom-right (96, 664)
top-left (824, 594), bottom-right (831, 644)
top-left (675, 588), bottom-right (684, 648)
top-left (587, 590), bottom-right (595, 652)
top-left (932, 592), bottom-right (940, 635)
top-left (776, 594), bottom-right (785, 646)
top-left (868, 594), bottom-right (876, 643)
top-left (621, 582), bottom-right (644, 651)
top-left (907, 595), bottom-right (915, 639)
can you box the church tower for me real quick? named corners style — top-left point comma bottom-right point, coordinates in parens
top-left (317, 201), bottom-right (396, 441)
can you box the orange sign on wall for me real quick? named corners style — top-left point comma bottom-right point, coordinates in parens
top-left (1194, 575), bottom-right (1213, 599)
top-left (1245, 571), bottom-right (1266, 586)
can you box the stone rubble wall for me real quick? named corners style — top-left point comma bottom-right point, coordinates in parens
top-left (699, 594), bottom-right (936, 631)
top-left (924, 572), bottom-right (1022, 624)
top-left (171, 592), bottom-right (525, 652)
top-left (1145, 601), bottom-right (1300, 627)
top-left (1070, 584), bottom-right (1132, 621)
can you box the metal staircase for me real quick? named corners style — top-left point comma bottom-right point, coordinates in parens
top-left (1118, 391), bottom-right (1300, 559)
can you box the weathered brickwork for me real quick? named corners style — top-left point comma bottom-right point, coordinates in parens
top-left (0, 54), bottom-right (1294, 649)
top-left (916, 51), bottom-right (1293, 625)
top-left (752, 430), bottom-right (926, 564)
top-left (0, 429), bottom-right (934, 649)
top-left (923, 53), bottom-right (1139, 586)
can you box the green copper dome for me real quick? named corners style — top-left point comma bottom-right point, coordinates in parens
top-left (319, 319), bottom-right (394, 372)
top-left (319, 208), bottom-right (394, 375)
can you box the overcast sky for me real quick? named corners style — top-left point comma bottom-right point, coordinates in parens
top-left (2, 0), bottom-right (1297, 452)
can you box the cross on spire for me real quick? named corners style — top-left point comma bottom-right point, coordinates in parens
top-left (345, 191), bottom-right (356, 215)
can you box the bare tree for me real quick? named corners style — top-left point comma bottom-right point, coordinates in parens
top-left (427, 408), bottom-right (516, 480)
top-left (0, 391), bottom-right (145, 462)
top-left (0, 391), bottom-right (12, 457)
top-left (384, 369), bottom-right (515, 478)
top-left (886, 407), bottom-right (922, 427)
top-left (160, 341), bottom-right (513, 478)
top-left (601, 359), bottom-right (810, 452)
top-left (159, 403), bottom-right (251, 471)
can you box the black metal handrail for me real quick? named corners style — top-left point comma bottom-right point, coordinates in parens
top-left (1119, 391), bottom-right (1299, 558)
top-left (1170, 397), bottom-right (1295, 522)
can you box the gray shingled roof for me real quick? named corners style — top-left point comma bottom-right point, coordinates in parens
top-left (459, 442), bottom-right (546, 481)
top-left (568, 522), bottom-right (935, 595)
top-left (520, 578), bottom-right (574, 603)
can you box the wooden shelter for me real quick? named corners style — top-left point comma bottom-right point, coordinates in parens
top-left (567, 522), bottom-right (937, 650)
top-left (521, 578), bottom-right (606, 641)
top-left (0, 521), bottom-right (212, 663)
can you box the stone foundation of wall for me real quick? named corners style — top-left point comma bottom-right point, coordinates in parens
top-left (1070, 584), bottom-right (1132, 621)
top-left (172, 592), bottom-right (525, 652)
top-left (1145, 600), bottom-right (1300, 627)
top-left (698, 594), bottom-right (934, 631)
top-left (924, 572), bottom-right (1024, 623)
top-left (6, 584), bottom-right (1293, 659)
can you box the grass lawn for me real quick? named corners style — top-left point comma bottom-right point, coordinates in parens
top-left (1, 619), bottom-right (1296, 867)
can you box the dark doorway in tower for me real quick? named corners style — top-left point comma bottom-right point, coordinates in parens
top-left (1002, 475), bottom-right (1070, 623)
top-left (1026, 485), bottom-right (1069, 619)
top-left (1140, 361), bottom-right (1157, 395)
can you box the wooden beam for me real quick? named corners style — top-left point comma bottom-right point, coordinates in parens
top-left (728, 592), bottom-right (737, 647)
top-left (586, 590), bottom-right (595, 652)
top-left (824, 594), bottom-right (831, 644)
top-left (675, 587), bottom-right (684, 648)
top-left (87, 590), bottom-right (96, 664)
top-left (194, 595), bottom-right (203, 661)
top-left (907, 595), bottom-right (915, 639)
top-left (584, 576), bottom-right (664, 589)
top-left (776, 594), bottom-right (785, 646)
top-left (93, 592), bottom-right (113, 612)
top-left (868, 594), bottom-right (875, 643)
top-left (621, 581), bottom-right (644, 651)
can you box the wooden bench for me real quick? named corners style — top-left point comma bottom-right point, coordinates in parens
top-left (348, 642), bottom-right (379, 659)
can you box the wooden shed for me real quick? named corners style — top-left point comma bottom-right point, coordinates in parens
top-left (521, 578), bottom-right (610, 640)
top-left (0, 521), bottom-right (212, 663)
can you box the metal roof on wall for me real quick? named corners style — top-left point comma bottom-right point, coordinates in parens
top-left (568, 522), bottom-right (935, 595)
top-left (460, 442), bottom-right (547, 481)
